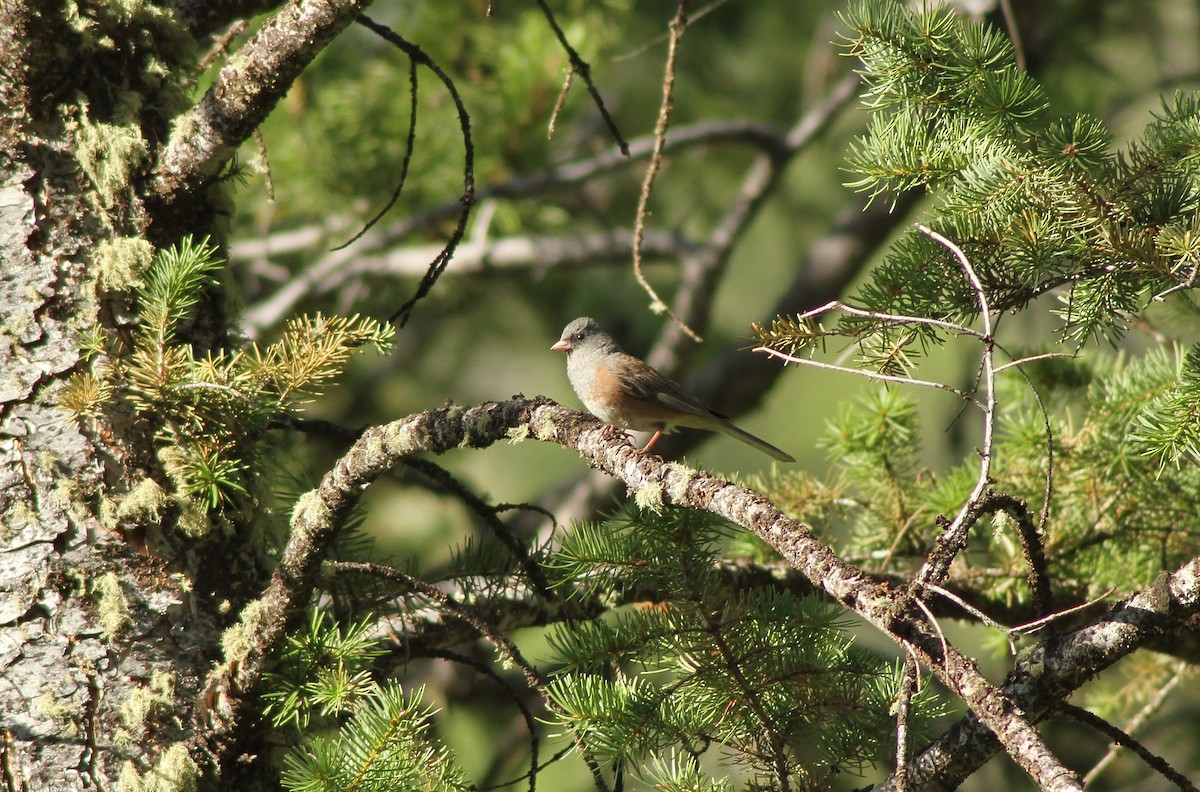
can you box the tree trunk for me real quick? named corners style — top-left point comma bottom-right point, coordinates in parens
top-left (1, 3), bottom-right (245, 789)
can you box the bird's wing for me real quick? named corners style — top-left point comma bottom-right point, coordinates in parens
top-left (610, 354), bottom-right (717, 419)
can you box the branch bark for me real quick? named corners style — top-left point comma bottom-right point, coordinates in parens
top-left (200, 397), bottom-right (1200, 790)
top-left (151, 0), bottom-right (375, 238)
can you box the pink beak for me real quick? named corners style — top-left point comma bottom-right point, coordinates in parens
top-left (551, 339), bottom-right (570, 352)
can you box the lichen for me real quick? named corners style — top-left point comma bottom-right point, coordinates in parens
top-left (634, 480), bottom-right (665, 514)
top-left (664, 462), bottom-right (698, 502)
top-left (173, 495), bottom-right (210, 538)
top-left (94, 571), bottom-right (132, 640)
top-left (74, 102), bottom-right (148, 209)
top-left (94, 237), bottom-right (154, 292)
top-left (221, 598), bottom-right (268, 662)
top-left (290, 489), bottom-right (330, 528)
top-left (36, 691), bottom-right (80, 737)
top-left (120, 671), bottom-right (175, 735)
top-left (118, 742), bottom-right (198, 792)
top-left (116, 478), bottom-right (168, 527)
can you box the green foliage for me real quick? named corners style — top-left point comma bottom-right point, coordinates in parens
top-left (799, 352), bottom-right (1200, 600)
top-left (822, 388), bottom-right (926, 556)
top-left (64, 236), bottom-right (394, 525)
top-left (806, 1), bottom-right (1200, 353)
top-left (545, 510), bottom-right (943, 788)
top-left (280, 684), bottom-right (466, 792)
top-left (264, 609), bottom-right (387, 731)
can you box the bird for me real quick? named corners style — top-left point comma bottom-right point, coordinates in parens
top-left (551, 317), bottom-right (794, 462)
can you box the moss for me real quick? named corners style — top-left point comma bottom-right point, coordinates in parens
top-left (94, 237), bottom-right (154, 292)
top-left (94, 571), bottom-right (133, 640)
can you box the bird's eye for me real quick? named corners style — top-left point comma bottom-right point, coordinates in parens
top-left (573, 332), bottom-right (586, 341)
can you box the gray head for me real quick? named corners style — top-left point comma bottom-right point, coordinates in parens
top-left (551, 317), bottom-right (622, 355)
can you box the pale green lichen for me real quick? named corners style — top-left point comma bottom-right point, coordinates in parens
top-left (461, 412), bottom-right (493, 448)
top-left (36, 691), bottom-right (79, 737)
top-left (506, 425), bottom-right (531, 443)
top-left (634, 481), bottom-right (664, 514)
top-left (74, 102), bottom-right (148, 209)
top-left (118, 742), bottom-right (198, 792)
top-left (221, 599), bottom-right (268, 662)
top-left (94, 237), bottom-right (154, 292)
top-left (383, 421), bottom-right (421, 455)
top-left (664, 462), bottom-right (698, 502)
top-left (173, 495), bottom-right (210, 538)
top-left (94, 571), bottom-right (133, 640)
top-left (290, 489), bottom-right (331, 528)
top-left (120, 671), bottom-right (175, 735)
top-left (116, 478), bottom-right (168, 527)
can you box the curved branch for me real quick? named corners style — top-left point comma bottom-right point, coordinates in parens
top-left (196, 397), bottom-right (1157, 791)
top-left (875, 560), bottom-right (1200, 791)
top-left (151, 0), bottom-right (374, 236)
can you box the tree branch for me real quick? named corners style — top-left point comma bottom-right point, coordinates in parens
top-left (151, 0), bottom-right (375, 237)
top-left (875, 561), bottom-right (1200, 791)
top-left (192, 396), bottom-right (1172, 790)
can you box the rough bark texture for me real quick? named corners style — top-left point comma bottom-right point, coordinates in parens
top-left (0, 1), bottom-right (373, 789)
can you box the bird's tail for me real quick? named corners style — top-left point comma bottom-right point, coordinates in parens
top-left (716, 421), bottom-right (794, 463)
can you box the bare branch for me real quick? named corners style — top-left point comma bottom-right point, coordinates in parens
top-left (533, 0), bottom-right (629, 154)
top-left (632, 2), bottom-right (700, 341)
top-left (203, 397), bottom-right (1112, 790)
top-left (240, 229), bottom-right (699, 336)
top-left (913, 225), bottom-right (998, 589)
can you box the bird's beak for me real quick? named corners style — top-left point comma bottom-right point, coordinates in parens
top-left (551, 339), bottom-right (570, 352)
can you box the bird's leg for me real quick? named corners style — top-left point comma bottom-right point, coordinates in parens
top-left (642, 430), bottom-right (664, 452)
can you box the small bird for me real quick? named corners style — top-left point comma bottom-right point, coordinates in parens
top-left (551, 317), bottom-right (794, 462)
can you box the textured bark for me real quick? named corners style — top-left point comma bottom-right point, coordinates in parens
top-left (0, 1), bottom-right (373, 789)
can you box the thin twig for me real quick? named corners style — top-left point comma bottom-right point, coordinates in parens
top-left (534, 0), bottom-right (629, 154)
top-left (422, 646), bottom-right (541, 792)
top-left (755, 345), bottom-right (983, 406)
top-left (188, 19), bottom-right (248, 85)
top-left (997, 0), bottom-right (1025, 72)
top-left (914, 225), bottom-right (997, 588)
top-left (252, 128), bottom-right (274, 201)
top-left (1081, 661), bottom-right (1192, 788)
top-left (795, 298), bottom-right (989, 339)
top-left (925, 582), bottom-right (1017, 655)
top-left (331, 56), bottom-right (419, 251)
top-left (633, 2), bottom-right (700, 341)
top-left (893, 649), bottom-right (920, 792)
top-left (1010, 589), bottom-right (1115, 635)
top-left (355, 15), bottom-right (476, 328)
top-left (547, 64), bottom-right (574, 140)
top-left (1060, 701), bottom-right (1198, 792)
top-left (401, 457), bottom-right (555, 601)
top-left (994, 351), bottom-right (1075, 373)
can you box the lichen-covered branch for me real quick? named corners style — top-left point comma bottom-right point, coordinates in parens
top-left (151, 0), bottom-right (374, 235)
top-left (189, 396), bottom-right (1196, 790)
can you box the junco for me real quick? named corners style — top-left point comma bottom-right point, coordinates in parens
top-left (552, 317), bottom-right (794, 462)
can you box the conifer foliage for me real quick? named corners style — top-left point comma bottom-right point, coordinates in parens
top-left (267, 3), bottom-right (1200, 791)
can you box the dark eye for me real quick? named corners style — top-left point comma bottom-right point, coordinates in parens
top-left (573, 332), bottom-right (586, 342)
